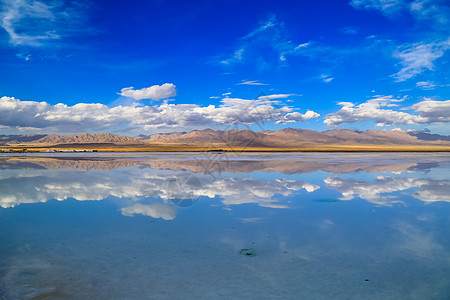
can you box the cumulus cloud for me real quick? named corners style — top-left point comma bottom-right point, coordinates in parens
top-left (118, 83), bottom-right (177, 100)
top-left (392, 39), bottom-right (450, 81)
top-left (278, 111), bottom-right (320, 123)
top-left (325, 96), bottom-right (424, 126)
top-left (324, 95), bottom-right (450, 126)
top-left (0, 96), bottom-right (319, 133)
top-left (412, 99), bottom-right (450, 122)
top-left (217, 97), bottom-right (318, 125)
top-left (0, 0), bottom-right (84, 47)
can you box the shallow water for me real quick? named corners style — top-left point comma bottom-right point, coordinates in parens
top-left (0, 153), bottom-right (449, 299)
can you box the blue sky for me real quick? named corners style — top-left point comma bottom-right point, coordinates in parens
top-left (0, 0), bottom-right (449, 135)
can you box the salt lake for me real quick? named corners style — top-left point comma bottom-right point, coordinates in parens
top-left (0, 152), bottom-right (449, 299)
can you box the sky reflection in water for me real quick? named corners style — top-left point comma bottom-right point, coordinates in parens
top-left (0, 153), bottom-right (449, 299)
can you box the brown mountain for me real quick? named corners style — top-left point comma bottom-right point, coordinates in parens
top-left (35, 133), bottom-right (140, 144)
top-left (0, 134), bottom-right (47, 144)
top-left (137, 128), bottom-right (444, 147)
top-left (1, 128), bottom-right (450, 148)
top-left (1, 133), bottom-right (141, 145)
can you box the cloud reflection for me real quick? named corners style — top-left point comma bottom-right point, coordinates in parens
top-left (196, 178), bottom-right (318, 208)
top-left (121, 203), bottom-right (177, 220)
top-left (325, 176), bottom-right (450, 205)
top-left (0, 169), bottom-right (318, 219)
top-left (1, 154), bottom-right (449, 221)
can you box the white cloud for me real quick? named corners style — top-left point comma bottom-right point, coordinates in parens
top-left (324, 95), bottom-right (450, 126)
top-left (350, 0), bottom-right (449, 20)
top-left (412, 99), bottom-right (450, 122)
top-left (277, 110), bottom-right (320, 123)
top-left (350, 0), bottom-right (450, 28)
top-left (325, 96), bottom-right (424, 126)
top-left (0, 96), bottom-right (319, 133)
top-left (118, 83), bottom-right (177, 100)
top-left (257, 94), bottom-right (292, 101)
top-left (409, 0), bottom-right (450, 24)
top-left (392, 39), bottom-right (450, 81)
top-left (340, 27), bottom-right (358, 34)
top-left (217, 97), bottom-right (318, 125)
top-left (237, 80), bottom-right (268, 86)
top-left (350, 1), bottom-right (450, 87)
top-left (350, 0), bottom-right (405, 15)
top-left (416, 81), bottom-right (437, 90)
top-left (220, 15), bottom-right (310, 68)
top-left (243, 17), bottom-right (277, 39)
top-left (321, 74), bottom-right (334, 83)
top-left (0, 0), bottom-right (83, 47)
top-left (16, 53), bottom-right (31, 60)
top-left (294, 42), bottom-right (310, 50)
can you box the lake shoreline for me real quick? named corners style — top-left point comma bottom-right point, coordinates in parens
top-left (2, 145), bottom-right (450, 153)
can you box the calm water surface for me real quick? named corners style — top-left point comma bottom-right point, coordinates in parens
top-left (0, 153), bottom-right (449, 299)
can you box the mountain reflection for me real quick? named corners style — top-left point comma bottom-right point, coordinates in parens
top-left (1, 153), bottom-right (448, 174)
top-left (1, 154), bottom-right (449, 219)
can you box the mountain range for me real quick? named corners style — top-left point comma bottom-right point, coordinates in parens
top-left (1, 128), bottom-right (450, 149)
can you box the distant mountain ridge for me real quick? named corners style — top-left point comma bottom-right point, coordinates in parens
top-left (407, 131), bottom-right (450, 141)
top-left (1, 128), bottom-right (450, 147)
top-left (135, 128), bottom-right (449, 146)
top-left (0, 132), bottom-right (141, 145)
